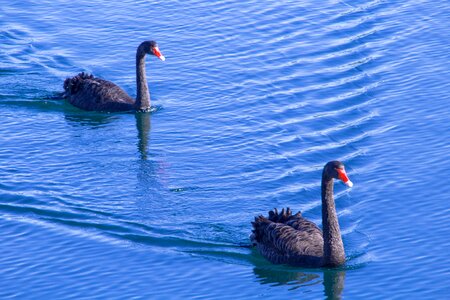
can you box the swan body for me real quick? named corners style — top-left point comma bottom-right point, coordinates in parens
top-left (63, 73), bottom-right (136, 111)
top-left (251, 161), bottom-right (353, 268)
top-left (63, 41), bottom-right (164, 112)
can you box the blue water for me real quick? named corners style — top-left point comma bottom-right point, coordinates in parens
top-left (1, 0), bottom-right (449, 298)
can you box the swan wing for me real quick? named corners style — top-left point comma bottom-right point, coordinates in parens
top-left (252, 216), bottom-right (324, 266)
top-left (64, 73), bottom-right (134, 111)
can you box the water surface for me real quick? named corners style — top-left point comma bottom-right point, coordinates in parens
top-left (1, 0), bottom-right (449, 299)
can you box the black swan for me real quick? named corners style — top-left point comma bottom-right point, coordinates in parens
top-left (63, 41), bottom-right (165, 112)
top-left (251, 161), bottom-right (353, 268)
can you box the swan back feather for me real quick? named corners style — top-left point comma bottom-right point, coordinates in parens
top-left (251, 207), bottom-right (324, 267)
top-left (63, 72), bottom-right (135, 112)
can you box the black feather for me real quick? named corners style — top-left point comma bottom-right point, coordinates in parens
top-left (250, 207), bottom-right (324, 267)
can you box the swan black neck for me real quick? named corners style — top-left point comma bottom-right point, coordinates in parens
top-left (135, 45), bottom-right (150, 111)
top-left (321, 171), bottom-right (345, 267)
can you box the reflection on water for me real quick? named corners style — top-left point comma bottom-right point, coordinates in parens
top-left (253, 266), bottom-right (320, 287)
top-left (253, 267), bottom-right (345, 298)
top-left (135, 112), bottom-right (151, 160)
top-left (2, 0), bottom-right (449, 297)
top-left (63, 111), bottom-right (118, 127)
top-left (323, 270), bottom-right (346, 300)
top-left (134, 111), bottom-right (167, 194)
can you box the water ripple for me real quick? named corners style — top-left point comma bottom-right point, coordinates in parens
top-left (1, 0), bottom-right (449, 298)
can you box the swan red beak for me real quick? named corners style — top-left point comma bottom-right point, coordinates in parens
top-left (336, 168), bottom-right (353, 187)
top-left (152, 47), bottom-right (165, 61)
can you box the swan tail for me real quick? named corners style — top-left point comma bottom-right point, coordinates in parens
top-left (267, 207), bottom-right (301, 224)
top-left (251, 208), bottom-right (303, 245)
top-left (251, 215), bottom-right (272, 244)
top-left (63, 72), bottom-right (94, 96)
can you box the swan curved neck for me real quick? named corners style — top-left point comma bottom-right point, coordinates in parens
top-left (135, 47), bottom-right (150, 111)
top-left (321, 174), bottom-right (345, 267)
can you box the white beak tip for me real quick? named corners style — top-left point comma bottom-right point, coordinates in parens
top-left (345, 180), bottom-right (354, 188)
top-left (159, 55), bottom-right (166, 61)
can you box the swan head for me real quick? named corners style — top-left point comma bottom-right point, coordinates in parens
top-left (325, 161), bottom-right (353, 188)
top-left (140, 40), bottom-right (166, 61)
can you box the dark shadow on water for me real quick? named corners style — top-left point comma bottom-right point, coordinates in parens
top-left (62, 108), bottom-right (153, 159)
top-left (253, 266), bottom-right (346, 298)
top-left (190, 246), bottom-right (347, 298)
top-left (63, 111), bottom-right (119, 127)
top-left (253, 266), bottom-right (320, 287)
